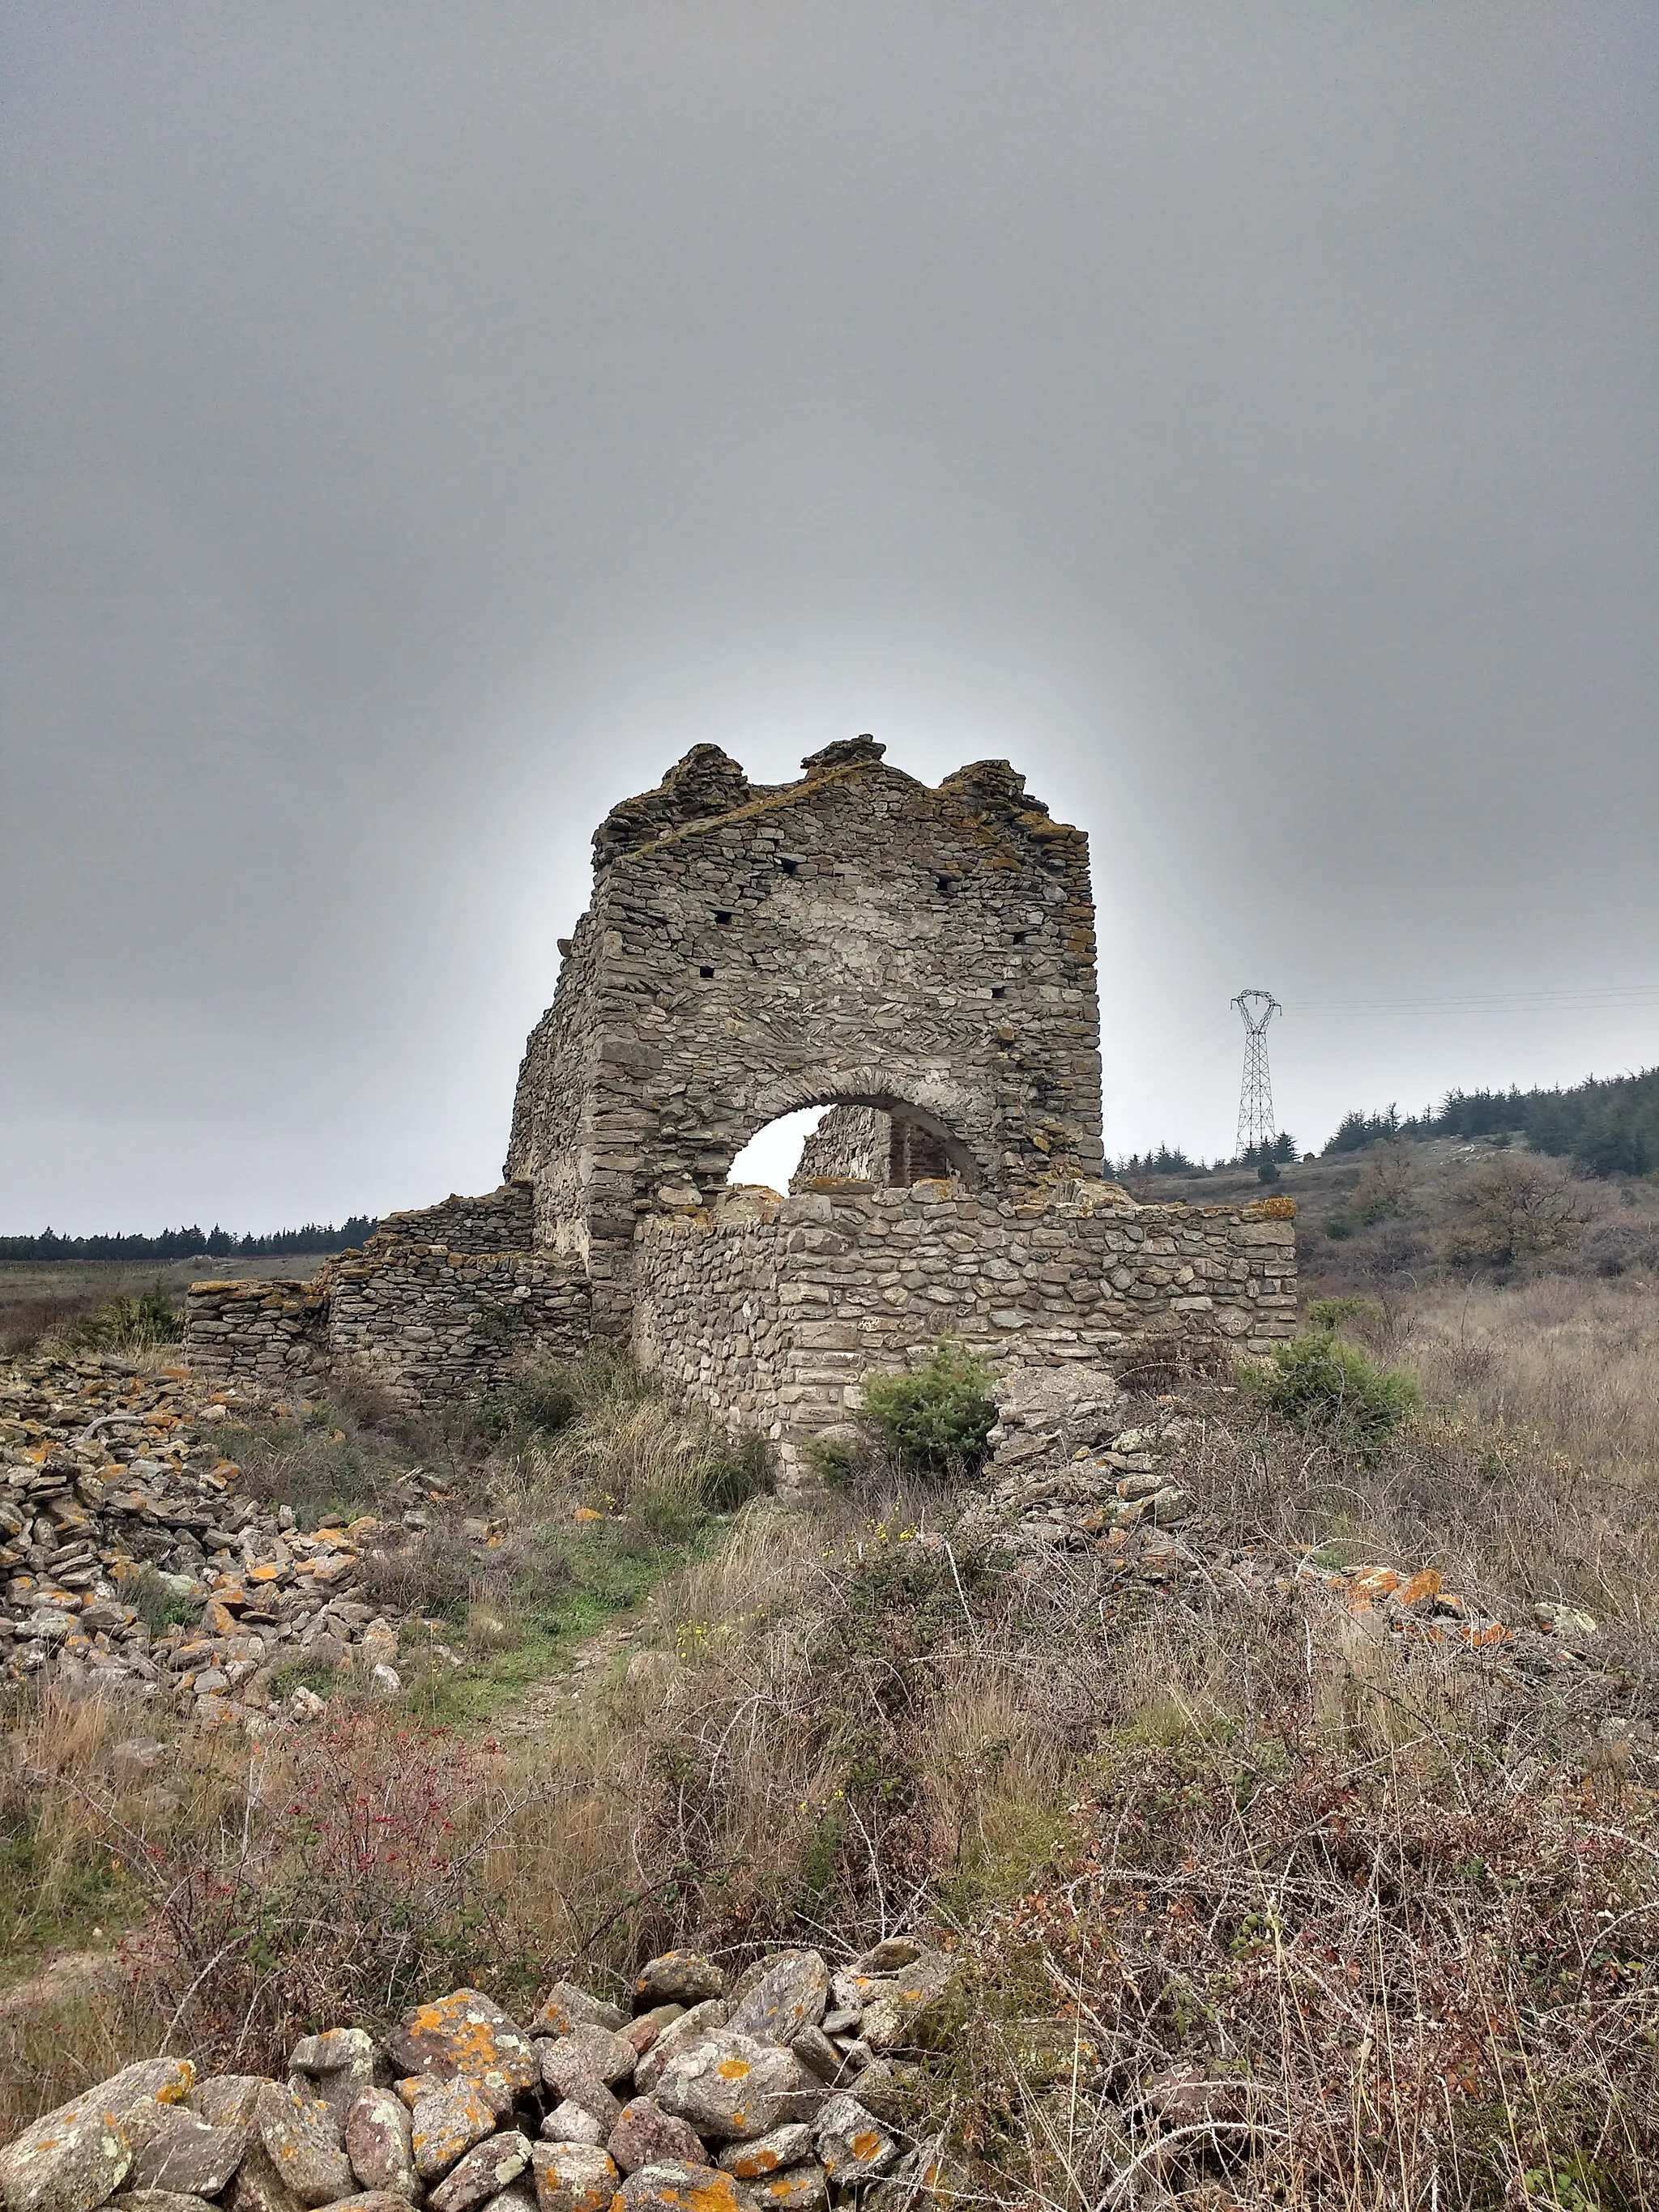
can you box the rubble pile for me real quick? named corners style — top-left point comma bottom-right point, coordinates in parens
top-left (0, 1351), bottom-right (469, 1723)
top-left (0, 1946), bottom-right (959, 2212)
top-left (971, 1363), bottom-right (1611, 1691)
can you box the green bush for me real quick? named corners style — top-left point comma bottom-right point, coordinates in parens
top-left (124, 1565), bottom-right (199, 1636)
top-left (858, 1338), bottom-right (997, 1475)
top-left (1243, 1328), bottom-right (1419, 1460)
top-left (803, 1434), bottom-right (862, 1492)
top-left (67, 1285), bottom-right (182, 1353)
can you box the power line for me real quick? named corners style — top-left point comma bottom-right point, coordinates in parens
top-left (1295, 984), bottom-right (1659, 1017)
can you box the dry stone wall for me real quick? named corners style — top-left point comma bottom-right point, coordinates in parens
top-left (185, 737), bottom-right (1299, 1427)
top-left (188, 1235), bottom-right (588, 1410)
top-left (793, 1106), bottom-right (886, 1186)
top-left (632, 1183), bottom-right (1298, 1482)
top-left (373, 1183), bottom-right (536, 1254)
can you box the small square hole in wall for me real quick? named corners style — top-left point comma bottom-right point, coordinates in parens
top-left (778, 857), bottom-right (799, 875)
top-left (937, 876), bottom-right (957, 896)
top-left (1013, 931), bottom-right (1029, 944)
top-left (699, 965), bottom-right (714, 978)
top-left (714, 911), bottom-right (733, 925)
top-left (992, 985), bottom-right (1008, 999)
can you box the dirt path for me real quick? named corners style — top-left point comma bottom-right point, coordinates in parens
top-left (489, 1617), bottom-right (646, 1737)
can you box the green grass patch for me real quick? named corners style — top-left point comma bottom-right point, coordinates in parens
top-left (394, 1515), bottom-right (729, 1728)
top-left (0, 1810), bottom-right (126, 1967)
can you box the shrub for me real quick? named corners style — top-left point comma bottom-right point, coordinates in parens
top-left (1243, 1327), bottom-right (1419, 1459)
top-left (123, 1565), bottom-right (198, 1637)
top-left (1443, 1153), bottom-right (1589, 1268)
top-left (66, 1285), bottom-right (181, 1353)
top-left (354, 1525), bottom-right (478, 1622)
top-left (858, 1339), bottom-right (996, 1475)
top-left (1353, 1136), bottom-right (1418, 1222)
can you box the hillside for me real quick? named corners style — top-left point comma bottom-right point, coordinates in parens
top-left (1325, 1065), bottom-right (1659, 1180)
top-left (2, 1219), bottom-right (1657, 2209)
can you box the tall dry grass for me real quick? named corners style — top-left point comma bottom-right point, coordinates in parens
top-left (6, 1283), bottom-right (1659, 2202)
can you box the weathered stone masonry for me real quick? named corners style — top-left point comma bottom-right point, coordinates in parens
top-left (504, 735), bottom-right (1105, 1323)
top-left (632, 1181), bottom-right (1298, 1482)
top-left (187, 1196), bottom-right (589, 1409)
top-left (187, 737), bottom-right (1297, 1451)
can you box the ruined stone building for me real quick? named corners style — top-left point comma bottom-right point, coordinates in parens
top-left (188, 738), bottom-right (1297, 1477)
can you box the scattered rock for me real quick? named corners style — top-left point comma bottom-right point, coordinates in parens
top-left (527, 1984), bottom-right (627, 2039)
top-left (741, 2164), bottom-right (828, 2212)
top-left (634, 1953), bottom-right (727, 2008)
top-left (541, 2027), bottom-right (638, 2094)
top-left (343, 2091), bottom-right (417, 2200)
top-left (535, 2110), bottom-right (603, 2150)
top-left (654, 2032), bottom-right (822, 2143)
top-left (812, 2097), bottom-right (899, 2185)
top-left (250, 2086), bottom-right (353, 2210)
top-left (633, 2004), bottom-right (729, 2098)
top-left (605, 2101), bottom-right (706, 2176)
top-left (288, 2032), bottom-right (376, 2127)
top-left (390, 1992), bottom-right (539, 2101)
top-left (428, 2132), bottom-right (534, 2212)
top-left (527, 2142), bottom-right (618, 2212)
top-left (614, 2163), bottom-right (744, 2212)
top-left (130, 2117), bottom-right (248, 2200)
top-left (410, 2079), bottom-right (499, 2183)
top-left (725, 1954), bottom-right (828, 2047)
top-left (714, 2126), bottom-right (814, 2180)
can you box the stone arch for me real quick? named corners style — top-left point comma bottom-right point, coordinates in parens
top-left (721, 1076), bottom-right (983, 1192)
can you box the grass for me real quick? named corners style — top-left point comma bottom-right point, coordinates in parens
top-left (0, 1254), bottom-right (333, 1358)
top-left (4, 1290), bottom-right (1659, 2202)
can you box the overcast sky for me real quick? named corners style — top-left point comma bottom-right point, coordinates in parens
top-left (3, 4), bottom-right (1656, 1231)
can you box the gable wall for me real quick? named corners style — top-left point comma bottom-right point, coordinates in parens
top-left (505, 740), bottom-right (1105, 1323)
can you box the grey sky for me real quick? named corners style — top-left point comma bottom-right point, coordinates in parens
top-left (3, 4), bottom-right (1656, 1230)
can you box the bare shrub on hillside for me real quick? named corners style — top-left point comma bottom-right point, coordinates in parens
top-left (1442, 1153), bottom-right (1591, 1268)
top-left (1353, 1133), bottom-right (1418, 1221)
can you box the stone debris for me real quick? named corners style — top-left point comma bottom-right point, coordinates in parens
top-left (975, 1364), bottom-right (1612, 1696)
top-left (0, 1948), bottom-right (961, 2212)
top-left (0, 1348), bottom-right (517, 1725)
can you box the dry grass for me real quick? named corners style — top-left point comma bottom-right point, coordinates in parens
top-left (5, 1279), bottom-right (1659, 2204)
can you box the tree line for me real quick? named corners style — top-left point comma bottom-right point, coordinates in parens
top-left (0, 1218), bottom-right (379, 1262)
top-left (1324, 1065), bottom-right (1659, 1178)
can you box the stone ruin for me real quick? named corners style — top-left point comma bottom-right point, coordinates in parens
top-left (187, 736), bottom-right (1297, 1479)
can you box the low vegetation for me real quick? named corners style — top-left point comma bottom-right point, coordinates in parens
top-left (1241, 1313), bottom-right (1421, 1459)
top-left (4, 1221), bottom-right (1659, 2203)
top-left (855, 1336), bottom-right (998, 1474)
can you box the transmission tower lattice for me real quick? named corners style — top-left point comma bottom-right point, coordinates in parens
top-left (1232, 989), bottom-right (1282, 1159)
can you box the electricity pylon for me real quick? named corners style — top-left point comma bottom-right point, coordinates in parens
top-left (1232, 989), bottom-right (1282, 1160)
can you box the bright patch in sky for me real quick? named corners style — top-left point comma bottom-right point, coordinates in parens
top-left (726, 1107), bottom-right (829, 1193)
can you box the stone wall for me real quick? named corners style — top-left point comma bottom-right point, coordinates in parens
top-left (793, 1106), bottom-right (956, 1189)
top-left (632, 1183), bottom-right (1299, 1483)
top-left (794, 1106), bottom-right (887, 1187)
top-left (372, 1183), bottom-right (535, 1255)
top-left (186, 1278), bottom-right (327, 1397)
top-left (186, 738), bottom-right (1300, 1437)
top-left (187, 1244), bottom-right (589, 1409)
top-left (505, 735), bottom-right (1104, 1322)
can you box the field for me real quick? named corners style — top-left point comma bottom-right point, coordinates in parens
top-left (3, 1144), bottom-right (1657, 2208)
top-left (0, 1254), bottom-right (330, 1358)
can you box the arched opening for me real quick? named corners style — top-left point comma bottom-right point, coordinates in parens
top-left (726, 1106), bottom-right (831, 1193)
top-left (723, 1093), bottom-right (980, 1195)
